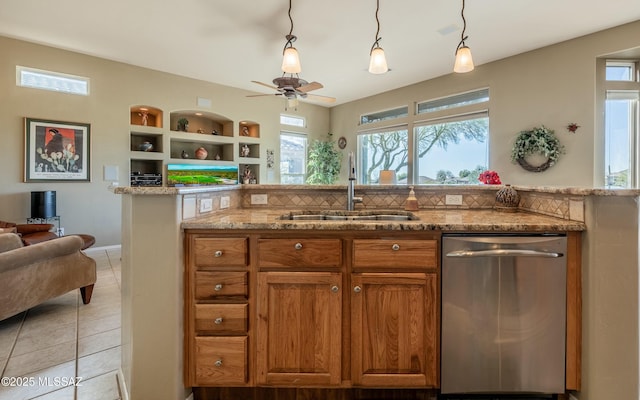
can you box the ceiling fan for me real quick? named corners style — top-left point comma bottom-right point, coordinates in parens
top-left (248, 76), bottom-right (336, 104)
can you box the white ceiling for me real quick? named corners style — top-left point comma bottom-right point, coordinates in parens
top-left (1, 0), bottom-right (639, 106)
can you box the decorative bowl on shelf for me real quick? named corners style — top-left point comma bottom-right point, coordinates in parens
top-left (195, 147), bottom-right (208, 160)
top-left (137, 141), bottom-right (153, 152)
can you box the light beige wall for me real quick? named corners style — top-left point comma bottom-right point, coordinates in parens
top-left (0, 36), bottom-right (330, 246)
top-left (330, 20), bottom-right (640, 186)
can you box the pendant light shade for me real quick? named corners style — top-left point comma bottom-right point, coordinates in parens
top-left (369, 47), bottom-right (388, 74)
top-left (454, 45), bottom-right (474, 73)
top-left (368, 0), bottom-right (388, 74)
top-left (454, 0), bottom-right (474, 73)
top-left (282, 45), bottom-right (301, 73)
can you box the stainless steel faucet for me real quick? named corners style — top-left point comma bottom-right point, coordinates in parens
top-left (347, 151), bottom-right (363, 211)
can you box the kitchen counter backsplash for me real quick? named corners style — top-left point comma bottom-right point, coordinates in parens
top-left (114, 184), bottom-right (640, 222)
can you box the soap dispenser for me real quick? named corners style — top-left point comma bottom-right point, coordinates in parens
top-left (404, 186), bottom-right (419, 211)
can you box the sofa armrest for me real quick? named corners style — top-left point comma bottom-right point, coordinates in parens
top-left (0, 233), bottom-right (24, 253)
top-left (0, 235), bottom-right (85, 272)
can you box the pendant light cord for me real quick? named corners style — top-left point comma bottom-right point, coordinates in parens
top-left (370, 0), bottom-right (382, 54)
top-left (284, 0), bottom-right (296, 51)
top-left (456, 0), bottom-right (469, 52)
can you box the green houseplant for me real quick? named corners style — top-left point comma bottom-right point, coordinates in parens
top-left (306, 133), bottom-right (342, 184)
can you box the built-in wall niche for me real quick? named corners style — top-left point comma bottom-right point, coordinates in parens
top-left (130, 105), bottom-right (163, 128)
top-left (170, 111), bottom-right (233, 137)
top-left (239, 120), bottom-right (260, 138)
top-left (239, 142), bottom-right (260, 159)
top-left (169, 139), bottom-right (234, 162)
top-left (240, 163), bottom-right (260, 184)
top-left (130, 131), bottom-right (163, 153)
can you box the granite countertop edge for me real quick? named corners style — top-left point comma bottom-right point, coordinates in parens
top-left (181, 209), bottom-right (585, 232)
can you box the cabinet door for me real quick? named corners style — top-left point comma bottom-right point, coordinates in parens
top-left (256, 272), bottom-right (342, 386)
top-left (351, 273), bottom-right (438, 387)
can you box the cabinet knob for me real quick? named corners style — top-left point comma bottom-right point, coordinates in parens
top-left (294, 242), bottom-right (303, 250)
top-left (391, 243), bottom-right (400, 251)
top-left (214, 359), bottom-right (223, 367)
top-left (214, 284), bottom-right (223, 291)
top-left (353, 286), bottom-right (362, 293)
top-left (331, 285), bottom-right (339, 293)
top-left (214, 250), bottom-right (223, 257)
top-left (214, 317), bottom-right (223, 325)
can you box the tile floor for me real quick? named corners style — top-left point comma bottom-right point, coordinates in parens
top-left (0, 246), bottom-right (123, 400)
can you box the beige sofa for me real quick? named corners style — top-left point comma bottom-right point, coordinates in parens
top-left (0, 233), bottom-right (97, 321)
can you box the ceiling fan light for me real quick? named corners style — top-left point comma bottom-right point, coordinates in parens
top-left (454, 45), bottom-right (474, 73)
top-left (287, 97), bottom-right (299, 109)
top-left (369, 47), bottom-right (388, 74)
top-left (282, 47), bottom-right (302, 73)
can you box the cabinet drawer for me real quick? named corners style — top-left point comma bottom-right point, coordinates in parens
top-left (193, 238), bottom-right (248, 268)
top-left (353, 239), bottom-right (437, 270)
top-left (195, 304), bottom-right (248, 333)
top-left (194, 336), bottom-right (248, 385)
top-left (195, 271), bottom-right (248, 299)
top-left (258, 238), bottom-right (342, 268)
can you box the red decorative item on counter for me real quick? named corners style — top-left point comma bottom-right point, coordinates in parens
top-left (478, 170), bottom-right (502, 185)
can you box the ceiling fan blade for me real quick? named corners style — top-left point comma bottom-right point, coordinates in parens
top-left (306, 93), bottom-right (336, 103)
top-left (251, 80), bottom-right (279, 90)
top-left (246, 93), bottom-right (282, 98)
top-left (297, 81), bottom-right (323, 93)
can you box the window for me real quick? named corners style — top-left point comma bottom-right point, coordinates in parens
top-left (417, 88), bottom-right (489, 114)
top-left (357, 88), bottom-right (490, 185)
top-left (358, 127), bottom-right (409, 184)
top-left (280, 114), bottom-right (305, 127)
top-left (604, 60), bottom-right (640, 188)
top-left (280, 132), bottom-right (307, 184)
top-left (415, 113), bottom-right (489, 184)
top-left (17, 66), bottom-right (89, 95)
top-left (360, 106), bottom-right (408, 125)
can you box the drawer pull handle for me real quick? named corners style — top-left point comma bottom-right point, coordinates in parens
top-left (353, 286), bottom-right (362, 293)
top-left (214, 250), bottom-right (223, 257)
top-left (214, 359), bottom-right (223, 367)
top-left (214, 317), bottom-right (223, 325)
top-left (214, 284), bottom-right (223, 291)
top-left (294, 242), bottom-right (303, 250)
top-left (331, 285), bottom-right (339, 293)
top-left (392, 244), bottom-right (400, 251)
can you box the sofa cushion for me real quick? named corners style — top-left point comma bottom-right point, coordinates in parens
top-left (0, 227), bottom-right (17, 234)
top-left (0, 233), bottom-right (24, 253)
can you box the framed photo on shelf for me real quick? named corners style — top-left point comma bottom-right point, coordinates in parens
top-left (24, 118), bottom-right (91, 182)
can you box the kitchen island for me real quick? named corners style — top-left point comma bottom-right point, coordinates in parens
top-left (115, 185), bottom-right (636, 400)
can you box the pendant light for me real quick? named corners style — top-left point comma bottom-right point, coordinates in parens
top-left (281, 0), bottom-right (301, 74)
top-left (453, 0), bottom-right (474, 73)
top-left (368, 0), bottom-right (388, 74)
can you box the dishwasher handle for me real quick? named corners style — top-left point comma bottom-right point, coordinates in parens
top-left (446, 249), bottom-right (564, 258)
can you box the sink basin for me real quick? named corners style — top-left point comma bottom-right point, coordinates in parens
top-left (279, 210), bottom-right (418, 222)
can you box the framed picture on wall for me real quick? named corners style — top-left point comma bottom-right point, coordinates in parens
top-left (24, 118), bottom-right (91, 182)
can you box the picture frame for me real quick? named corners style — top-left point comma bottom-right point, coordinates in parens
top-left (24, 118), bottom-right (91, 182)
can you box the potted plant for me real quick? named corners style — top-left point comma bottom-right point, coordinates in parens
top-left (306, 133), bottom-right (341, 184)
top-left (177, 118), bottom-right (189, 132)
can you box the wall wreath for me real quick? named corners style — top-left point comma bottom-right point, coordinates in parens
top-left (511, 125), bottom-right (564, 172)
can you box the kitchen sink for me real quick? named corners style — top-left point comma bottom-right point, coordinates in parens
top-left (279, 210), bottom-right (418, 221)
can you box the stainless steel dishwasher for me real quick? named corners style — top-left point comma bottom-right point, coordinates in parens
top-left (441, 234), bottom-right (567, 395)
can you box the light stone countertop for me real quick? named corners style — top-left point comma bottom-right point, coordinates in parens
top-left (113, 184), bottom-right (640, 197)
top-left (181, 208), bottom-right (585, 232)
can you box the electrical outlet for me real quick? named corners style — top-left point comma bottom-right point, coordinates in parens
top-left (251, 194), bottom-right (268, 205)
top-left (200, 198), bottom-right (213, 213)
top-left (220, 196), bottom-right (230, 209)
top-left (445, 194), bottom-right (463, 205)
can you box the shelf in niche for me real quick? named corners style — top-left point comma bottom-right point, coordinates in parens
top-left (239, 121), bottom-right (260, 138)
top-left (130, 131), bottom-right (163, 153)
top-left (170, 111), bottom-right (233, 137)
top-left (130, 105), bottom-right (163, 128)
top-left (170, 139), bottom-right (234, 162)
top-left (239, 142), bottom-right (260, 159)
